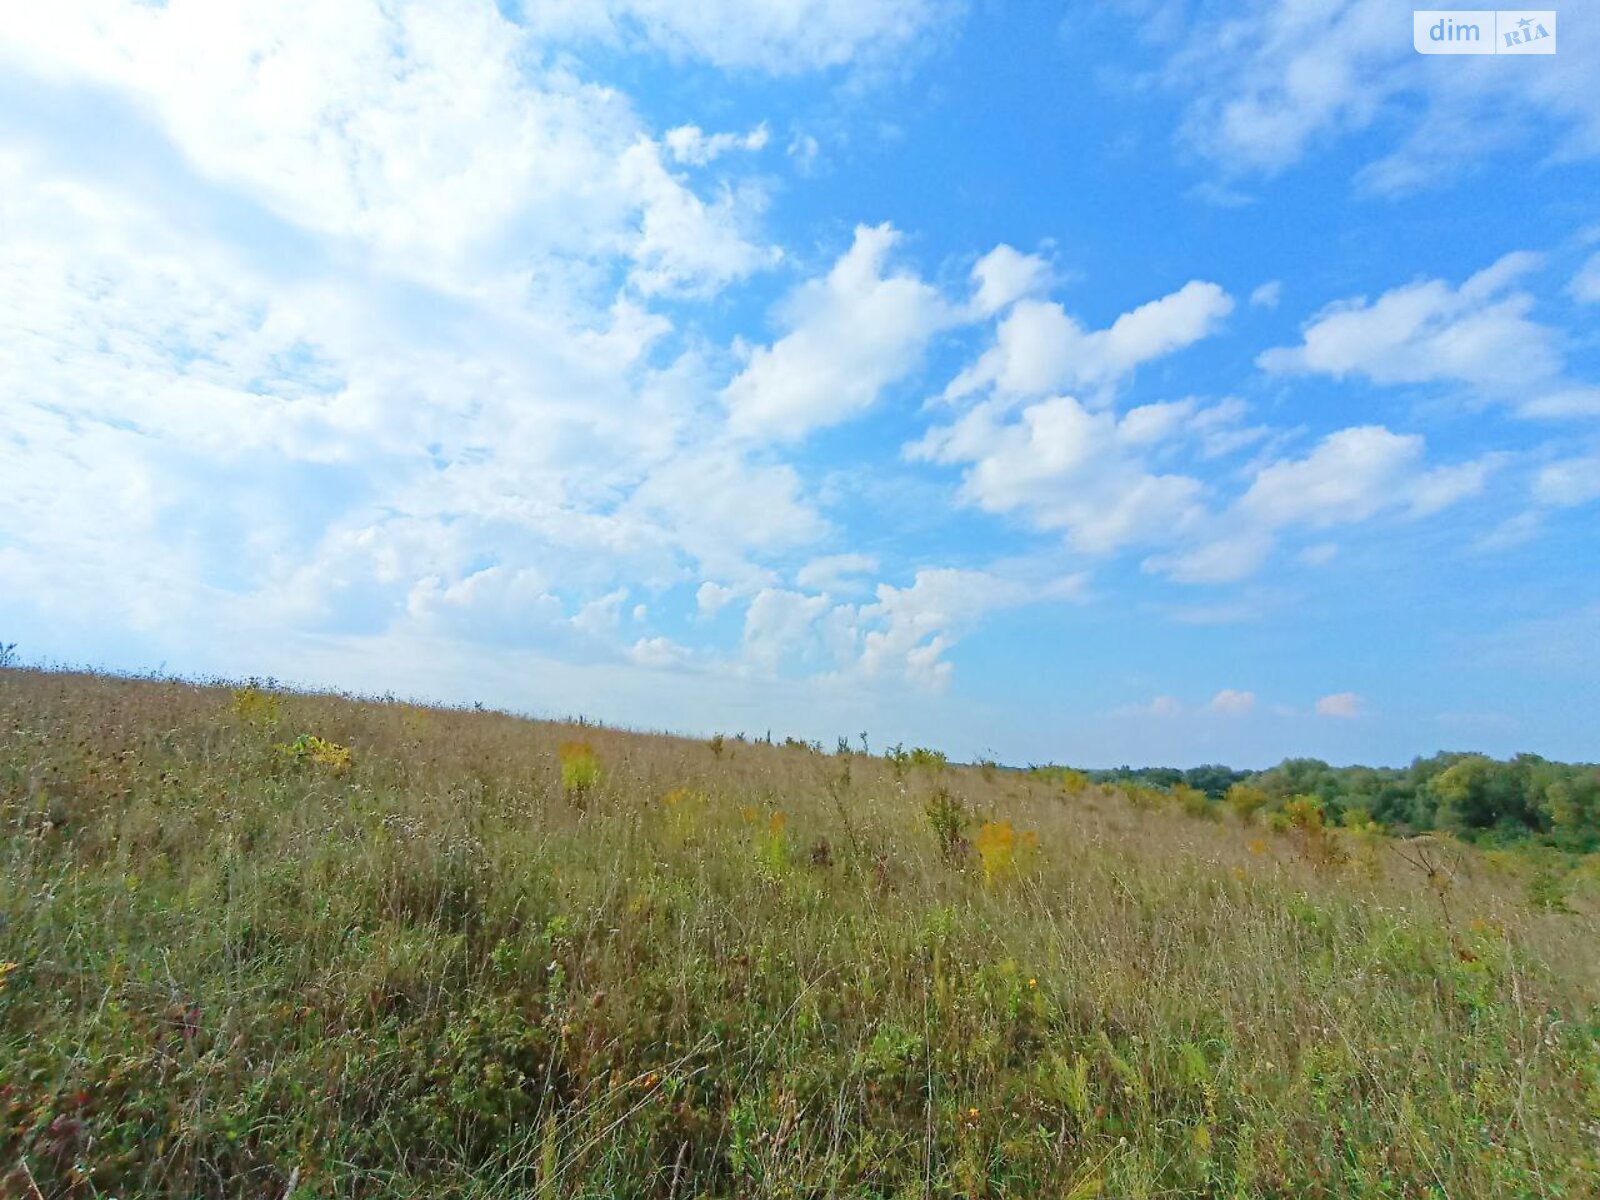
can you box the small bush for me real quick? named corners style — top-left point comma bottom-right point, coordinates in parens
top-left (924, 785), bottom-right (969, 863)
top-left (1225, 782), bottom-right (1270, 823)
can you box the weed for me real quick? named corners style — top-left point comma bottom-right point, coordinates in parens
top-left (557, 740), bottom-right (601, 800)
top-left (276, 732), bottom-right (353, 772)
top-left (230, 682), bottom-right (282, 728)
top-left (924, 784), bottom-right (969, 863)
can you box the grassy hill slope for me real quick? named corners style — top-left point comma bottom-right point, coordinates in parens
top-left (2, 670), bottom-right (1597, 1198)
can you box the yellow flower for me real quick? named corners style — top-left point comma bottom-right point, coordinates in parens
top-left (0, 961), bottom-right (16, 990)
top-left (1028, 978), bottom-right (1037, 988)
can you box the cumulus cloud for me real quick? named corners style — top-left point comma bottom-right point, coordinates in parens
top-left (0, 0), bottom-right (782, 296)
top-left (696, 581), bottom-right (737, 617)
top-left (617, 138), bottom-right (782, 296)
top-left (1210, 688), bottom-right (1256, 715)
top-left (911, 393), bottom-right (1264, 555)
top-left (1259, 252), bottom-right (1600, 418)
top-left (1315, 692), bottom-right (1365, 719)
top-left (723, 223), bottom-right (954, 440)
top-left (969, 244), bottom-right (1052, 316)
top-left (729, 565), bottom-right (1078, 689)
top-left (853, 568), bottom-right (1025, 688)
top-left (741, 587), bottom-right (833, 671)
top-left (570, 588), bottom-right (629, 637)
top-left (627, 635), bottom-right (691, 668)
top-left (943, 280), bottom-right (1233, 403)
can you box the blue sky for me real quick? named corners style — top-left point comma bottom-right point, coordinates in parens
top-left (1, 0), bottom-right (1597, 768)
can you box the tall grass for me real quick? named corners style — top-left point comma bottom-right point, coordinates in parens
top-left (1, 669), bottom-right (1597, 1198)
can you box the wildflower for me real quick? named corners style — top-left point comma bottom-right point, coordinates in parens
top-left (975, 821), bottom-right (1016, 882)
top-left (1028, 978), bottom-right (1037, 989)
top-left (277, 733), bottom-right (354, 772)
top-left (0, 961), bottom-right (16, 991)
top-left (558, 741), bottom-right (601, 797)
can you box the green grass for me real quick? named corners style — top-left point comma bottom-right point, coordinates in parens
top-left (2, 669), bottom-right (1598, 1198)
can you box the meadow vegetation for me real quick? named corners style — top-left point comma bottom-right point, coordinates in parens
top-left (2, 669), bottom-right (1598, 1198)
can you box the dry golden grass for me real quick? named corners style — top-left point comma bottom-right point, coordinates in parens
top-left (2, 668), bottom-right (1597, 1198)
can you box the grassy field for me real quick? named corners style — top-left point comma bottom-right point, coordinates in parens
top-left (2, 669), bottom-right (1597, 1198)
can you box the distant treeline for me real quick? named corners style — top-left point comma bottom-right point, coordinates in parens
top-left (1040, 754), bottom-right (1600, 850)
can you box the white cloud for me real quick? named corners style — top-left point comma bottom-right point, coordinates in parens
top-left (622, 448), bottom-right (828, 574)
top-left (0, 0), bottom-right (776, 298)
top-left (944, 280), bottom-right (1233, 403)
top-left (1238, 426), bottom-right (1486, 528)
top-left (407, 566), bottom-right (563, 634)
top-left (854, 568), bottom-right (1026, 689)
top-left (628, 635), bottom-right (690, 668)
top-left (0, 133), bottom-right (825, 668)
top-left (1146, 531), bottom-right (1276, 586)
top-left (1571, 252), bottom-right (1600, 304)
top-left (548, 0), bottom-right (963, 73)
top-left (1138, 0), bottom-right (1600, 190)
top-left (1249, 280), bottom-right (1282, 309)
top-left (787, 131), bottom-right (822, 174)
top-left (617, 138), bottom-right (782, 296)
top-left (1210, 688), bottom-right (1256, 715)
top-left (1144, 426), bottom-right (1489, 584)
top-left (663, 123), bottom-right (770, 165)
top-left (795, 553), bottom-right (880, 593)
top-left (742, 587), bottom-right (833, 671)
top-left (1533, 458), bottom-right (1600, 508)
top-left (696, 581), bottom-right (737, 616)
top-left (913, 392), bottom-right (1265, 556)
top-left (728, 565), bottom-right (1074, 690)
top-left (912, 396), bottom-right (1208, 553)
top-left (1474, 511), bottom-right (1544, 554)
top-left (969, 244), bottom-right (1052, 316)
top-left (1315, 692), bottom-right (1365, 719)
top-left (723, 223), bottom-right (953, 440)
top-left (571, 588), bottom-right (629, 637)
top-left (1257, 253), bottom-right (1578, 412)
top-left (1519, 388), bottom-right (1600, 419)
